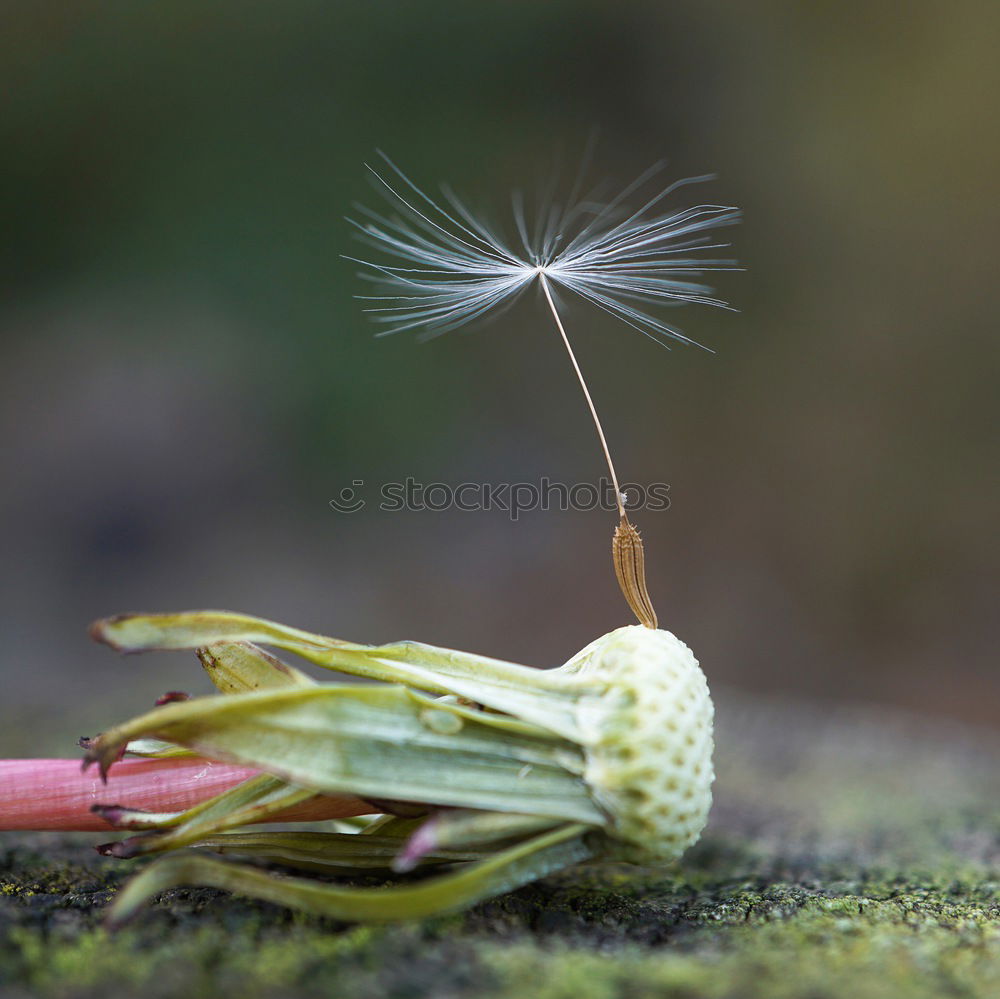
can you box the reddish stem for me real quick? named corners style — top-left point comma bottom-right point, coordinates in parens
top-left (0, 758), bottom-right (373, 832)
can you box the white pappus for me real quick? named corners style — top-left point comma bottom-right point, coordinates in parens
top-left (344, 150), bottom-right (741, 350)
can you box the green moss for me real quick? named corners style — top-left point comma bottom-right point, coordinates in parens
top-left (3, 858), bottom-right (998, 999)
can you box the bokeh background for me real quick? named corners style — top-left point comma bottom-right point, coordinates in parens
top-left (2, 0), bottom-right (997, 754)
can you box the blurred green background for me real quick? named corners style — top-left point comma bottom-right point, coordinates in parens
top-left (1, 0), bottom-right (997, 753)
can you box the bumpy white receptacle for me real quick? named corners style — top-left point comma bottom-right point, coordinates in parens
top-left (564, 626), bottom-right (715, 859)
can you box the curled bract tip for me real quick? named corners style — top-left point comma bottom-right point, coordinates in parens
top-left (88, 614), bottom-right (128, 650)
top-left (80, 747), bottom-right (113, 783)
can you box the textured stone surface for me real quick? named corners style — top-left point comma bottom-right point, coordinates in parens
top-left (2, 691), bottom-right (998, 999)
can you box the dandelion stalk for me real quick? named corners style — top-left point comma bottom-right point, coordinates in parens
top-left (0, 758), bottom-right (369, 832)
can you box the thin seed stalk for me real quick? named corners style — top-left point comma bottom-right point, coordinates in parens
top-left (539, 272), bottom-right (658, 628)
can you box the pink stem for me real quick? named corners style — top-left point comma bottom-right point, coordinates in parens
top-left (0, 758), bottom-right (373, 831)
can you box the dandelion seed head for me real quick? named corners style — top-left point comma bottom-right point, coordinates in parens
top-left (346, 151), bottom-right (740, 348)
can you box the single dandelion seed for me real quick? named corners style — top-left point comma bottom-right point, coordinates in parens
top-left (346, 151), bottom-right (740, 625)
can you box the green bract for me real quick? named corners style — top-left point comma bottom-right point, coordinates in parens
top-left (87, 612), bottom-right (714, 924)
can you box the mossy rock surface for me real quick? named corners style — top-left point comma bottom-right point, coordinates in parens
top-left (2, 693), bottom-right (998, 999)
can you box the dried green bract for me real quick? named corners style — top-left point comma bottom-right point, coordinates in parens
top-left (87, 611), bottom-right (714, 924)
